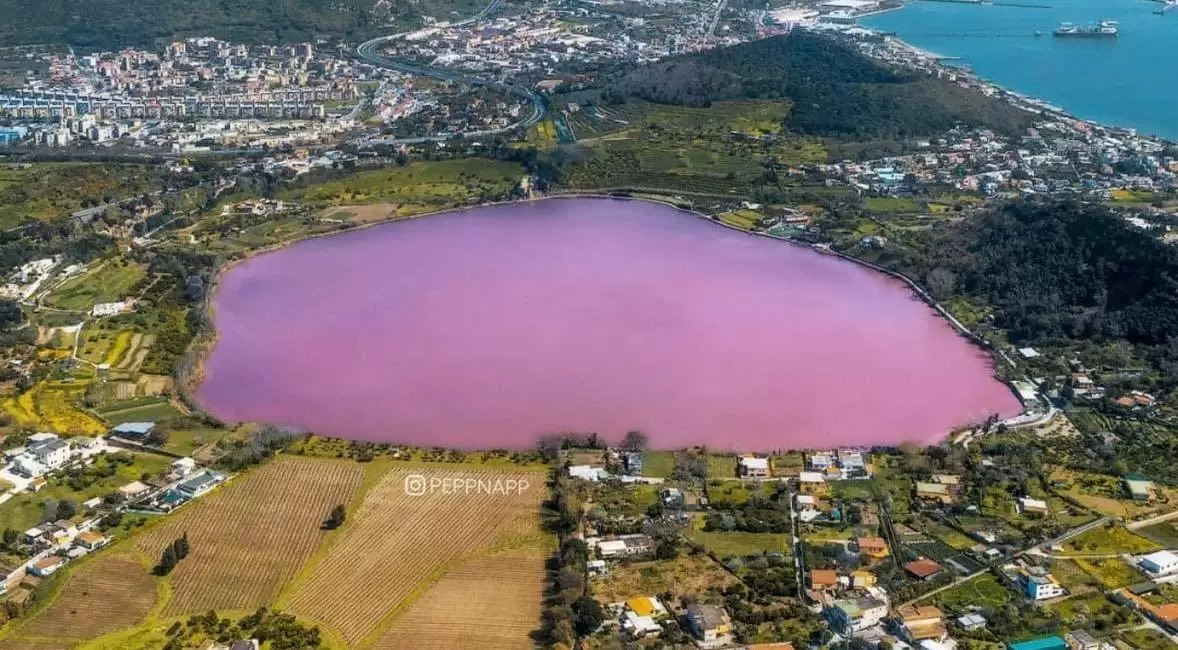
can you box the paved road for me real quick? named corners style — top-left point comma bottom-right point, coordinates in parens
top-left (355, 0), bottom-right (546, 145)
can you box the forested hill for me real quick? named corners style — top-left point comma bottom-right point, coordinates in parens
top-left (878, 201), bottom-right (1178, 355)
top-left (607, 32), bottom-right (1033, 139)
top-left (0, 0), bottom-right (388, 48)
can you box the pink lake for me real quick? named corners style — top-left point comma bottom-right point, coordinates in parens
top-left (197, 198), bottom-right (1022, 450)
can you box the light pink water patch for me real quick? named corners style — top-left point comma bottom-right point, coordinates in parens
top-left (197, 198), bottom-right (1022, 450)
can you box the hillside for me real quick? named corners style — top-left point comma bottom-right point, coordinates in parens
top-left (0, 0), bottom-right (389, 48)
top-left (607, 31), bottom-right (1034, 139)
top-left (864, 200), bottom-right (1178, 382)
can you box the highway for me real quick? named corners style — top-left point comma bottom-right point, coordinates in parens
top-left (355, 0), bottom-right (547, 145)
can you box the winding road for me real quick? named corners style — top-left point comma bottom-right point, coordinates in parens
top-left (356, 0), bottom-right (547, 144)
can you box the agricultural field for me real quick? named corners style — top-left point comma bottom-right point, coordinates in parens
top-left (1, 381), bottom-right (107, 436)
top-left (43, 261), bottom-right (147, 312)
top-left (0, 553), bottom-right (159, 647)
top-left (707, 455), bottom-right (739, 478)
top-left (280, 160), bottom-right (525, 209)
top-left (1050, 558), bottom-right (1102, 592)
top-left (1073, 557), bottom-right (1145, 589)
top-left (283, 466), bottom-right (546, 646)
top-left (1063, 524), bottom-right (1160, 554)
top-left (0, 451), bottom-right (171, 532)
top-left (77, 327), bottom-right (155, 372)
top-left (590, 553), bottom-right (738, 604)
top-left (135, 457), bottom-right (365, 616)
top-left (1048, 592), bottom-right (1137, 629)
top-left (372, 548), bottom-right (547, 650)
top-left (1051, 468), bottom-right (1177, 520)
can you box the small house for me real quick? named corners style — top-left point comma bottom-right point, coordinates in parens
top-left (568, 465), bottom-right (607, 482)
top-left (1139, 550), bottom-right (1178, 577)
top-left (904, 559), bottom-right (945, 581)
top-left (1124, 473), bottom-right (1154, 501)
top-left (587, 559), bottom-right (607, 576)
top-left (825, 597), bottom-right (888, 634)
top-left (109, 421), bottom-right (156, 441)
top-left (118, 480), bottom-right (151, 498)
top-left (74, 531), bottom-right (106, 551)
top-left (172, 457), bottom-right (197, 477)
top-left (857, 537), bottom-right (889, 558)
top-left (957, 613), bottom-right (987, 631)
top-left (798, 472), bottom-right (826, 494)
top-left (176, 470), bottom-right (225, 498)
top-left (685, 603), bottom-right (732, 642)
top-left (1018, 497), bottom-right (1049, 516)
top-left (915, 482), bottom-right (952, 504)
top-left (740, 456), bottom-right (770, 479)
top-left (897, 605), bottom-right (947, 643)
top-left (29, 555), bottom-right (67, 577)
top-left (810, 569), bottom-right (839, 591)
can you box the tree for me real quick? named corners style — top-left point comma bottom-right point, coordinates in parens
top-left (322, 504), bottom-right (346, 530)
top-left (571, 594), bottom-right (604, 635)
top-left (621, 429), bottom-right (649, 452)
top-left (177, 532), bottom-right (190, 559)
top-left (55, 499), bottom-right (77, 521)
top-left (156, 545), bottom-right (178, 575)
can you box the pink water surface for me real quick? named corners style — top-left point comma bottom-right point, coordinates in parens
top-left (197, 198), bottom-right (1022, 450)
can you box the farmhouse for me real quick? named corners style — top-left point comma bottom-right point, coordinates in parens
top-left (958, 613), bottom-right (987, 631)
top-left (623, 596), bottom-right (667, 638)
top-left (740, 456), bottom-right (770, 478)
top-left (685, 603), bottom-right (732, 642)
top-left (118, 480), bottom-right (151, 498)
top-left (798, 472), bottom-right (826, 494)
top-left (172, 457), bottom-right (197, 477)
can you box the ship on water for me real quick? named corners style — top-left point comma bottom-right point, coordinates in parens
top-left (1053, 19), bottom-right (1119, 36)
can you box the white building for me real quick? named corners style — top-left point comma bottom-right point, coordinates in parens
top-left (1024, 573), bottom-right (1066, 600)
top-left (568, 465), bottom-right (607, 482)
top-left (91, 301), bottom-right (126, 317)
top-left (1139, 550), bottom-right (1178, 577)
top-left (172, 457), bottom-right (197, 477)
top-left (30, 439), bottom-right (71, 469)
top-left (739, 456), bottom-right (770, 478)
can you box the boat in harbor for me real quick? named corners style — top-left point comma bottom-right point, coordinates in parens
top-left (1053, 20), bottom-right (1119, 36)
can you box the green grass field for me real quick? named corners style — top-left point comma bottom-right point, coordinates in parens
top-left (640, 451), bottom-right (675, 478)
top-left (97, 399), bottom-right (181, 425)
top-left (44, 261), bottom-right (146, 312)
top-left (687, 530), bottom-right (790, 558)
top-left (1075, 557), bottom-right (1145, 589)
top-left (929, 574), bottom-right (1013, 612)
top-left (1139, 521), bottom-right (1178, 548)
top-left (0, 163), bottom-right (165, 228)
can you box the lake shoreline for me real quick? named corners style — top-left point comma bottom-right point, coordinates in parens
top-left (181, 193), bottom-right (1027, 451)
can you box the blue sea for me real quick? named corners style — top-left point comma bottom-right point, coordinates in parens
top-left (862, 0), bottom-right (1178, 140)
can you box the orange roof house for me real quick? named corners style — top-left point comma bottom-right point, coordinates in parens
top-left (810, 569), bottom-right (839, 590)
top-left (904, 559), bottom-right (945, 581)
top-left (857, 537), bottom-right (889, 558)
